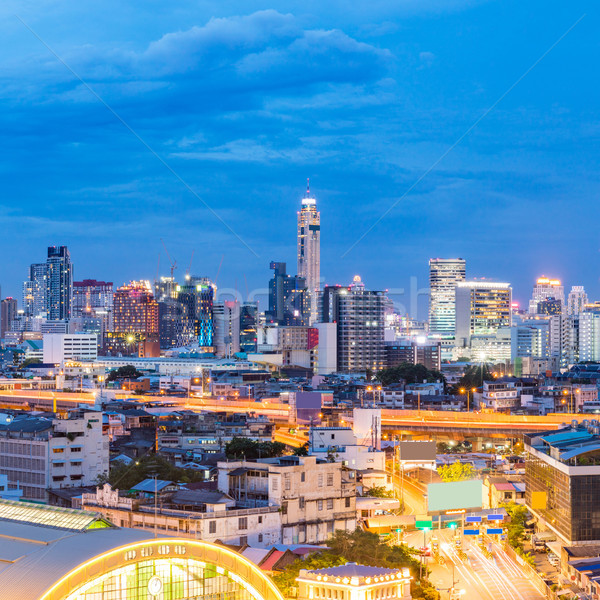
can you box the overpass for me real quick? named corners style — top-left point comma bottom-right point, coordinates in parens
top-left (0, 389), bottom-right (584, 439)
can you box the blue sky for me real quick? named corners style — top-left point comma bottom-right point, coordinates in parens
top-left (0, 0), bottom-right (598, 317)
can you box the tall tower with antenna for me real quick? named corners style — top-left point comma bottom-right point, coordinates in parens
top-left (297, 179), bottom-right (321, 324)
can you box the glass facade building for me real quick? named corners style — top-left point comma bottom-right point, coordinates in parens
top-left (525, 427), bottom-right (600, 544)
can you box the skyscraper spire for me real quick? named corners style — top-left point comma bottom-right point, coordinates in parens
top-left (297, 181), bottom-right (320, 324)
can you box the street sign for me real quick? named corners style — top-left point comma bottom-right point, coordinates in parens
top-left (464, 529), bottom-right (480, 535)
top-left (487, 514), bottom-right (504, 521)
top-left (416, 520), bottom-right (433, 529)
top-left (487, 528), bottom-right (503, 535)
top-left (466, 516), bottom-right (482, 523)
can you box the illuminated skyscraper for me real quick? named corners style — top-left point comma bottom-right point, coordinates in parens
top-left (568, 286), bottom-right (588, 315)
top-left (46, 246), bottom-right (73, 321)
top-left (113, 281), bottom-right (158, 334)
top-left (23, 263), bottom-right (47, 318)
top-left (297, 180), bottom-right (320, 324)
top-left (455, 280), bottom-right (512, 346)
top-left (176, 276), bottom-right (216, 348)
top-left (320, 276), bottom-right (386, 373)
top-left (529, 277), bottom-right (564, 314)
top-left (428, 258), bottom-right (466, 337)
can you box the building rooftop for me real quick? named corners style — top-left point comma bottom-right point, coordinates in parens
top-left (297, 563), bottom-right (411, 584)
top-left (0, 498), bottom-right (114, 532)
top-left (526, 424), bottom-right (600, 466)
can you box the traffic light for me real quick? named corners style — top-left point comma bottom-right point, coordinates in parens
top-left (446, 521), bottom-right (458, 530)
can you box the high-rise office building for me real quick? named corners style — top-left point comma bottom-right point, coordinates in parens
top-left (454, 281), bottom-right (512, 347)
top-left (106, 281), bottom-right (159, 356)
top-left (297, 181), bottom-right (320, 324)
top-left (176, 277), bottom-right (215, 348)
top-left (320, 276), bottom-right (386, 373)
top-left (158, 299), bottom-right (193, 349)
top-left (72, 279), bottom-right (113, 335)
top-left (266, 262), bottom-right (308, 327)
top-left (529, 277), bottom-right (564, 314)
top-left (113, 281), bottom-right (158, 334)
top-left (46, 246), bottom-right (73, 321)
top-left (239, 302), bottom-right (258, 353)
top-left (0, 298), bottom-right (17, 339)
top-left (213, 300), bottom-right (241, 358)
top-left (154, 276), bottom-right (178, 303)
top-left (567, 286), bottom-right (588, 315)
top-left (428, 258), bottom-right (466, 337)
top-left (23, 263), bottom-right (48, 318)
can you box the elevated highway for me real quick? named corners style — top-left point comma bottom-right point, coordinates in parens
top-left (0, 390), bottom-right (584, 439)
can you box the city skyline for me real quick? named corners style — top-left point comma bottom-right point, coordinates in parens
top-left (0, 2), bottom-right (598, 307)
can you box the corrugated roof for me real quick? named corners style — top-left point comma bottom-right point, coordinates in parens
top-left (0, 499), bottom-right (113, 532)
top-left (131, 479), bottom-right (174, 493)
top-left (560, 443), bottom-right (600, 460)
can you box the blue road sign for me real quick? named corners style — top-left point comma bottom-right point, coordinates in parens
top-left (487, 514), bottom-right (504, 521)
top-left (466, 516), bottom-right (482, 523)
top-left (464, 529), bottom-right (480, 535)
top-left (487, 528), bottom-right (503, 535)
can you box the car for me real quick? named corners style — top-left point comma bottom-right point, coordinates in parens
top-left (418, 546), bottom-right (431, 557)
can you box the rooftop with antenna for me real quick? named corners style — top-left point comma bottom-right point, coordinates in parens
top-left (301, 177), bottom-right (316, 206)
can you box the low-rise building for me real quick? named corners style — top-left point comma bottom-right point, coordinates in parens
top-left (0, 411), bottom-right (108, 501)
top-left (79, 483), bottom-right (281, 547)
top-left (218, 455), bottom-right (356, 545)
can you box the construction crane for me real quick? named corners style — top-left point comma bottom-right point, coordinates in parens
top-left (160, 239), bottom-right (177, 279)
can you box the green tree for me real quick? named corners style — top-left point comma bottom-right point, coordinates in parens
top-left (365, 486), bottom-right (395, 498)
top-left (293, 442), bottom-right (309, 456)
top-left (19, 357), bottom-right (42, 368)
top-left (98, 455), bottom-right (207, 491)
top-left (225, 437), bottom-right (286, 460)
top-left (437, 462), bottom-right (478, 482)
top-left (452, 364), bottom-right (494, 393)
top-left (106, 365), bottom-right (143, 382)
top-left (376, 363), bottom-right (446, 389)
top-left (502, 501), bottom-right (528, 551)
top-left (273, 530), bottom-right (437, 599)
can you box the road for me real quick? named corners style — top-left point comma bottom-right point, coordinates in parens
top-left (403, 529), bottom-right (544, 600)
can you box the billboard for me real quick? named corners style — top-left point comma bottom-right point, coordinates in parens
top-left (397, 441), bottom-right (436, 461)
top-left (427, 480), bottom-right (483, 513)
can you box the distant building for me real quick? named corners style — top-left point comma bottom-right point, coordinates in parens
top-left (23, 263), bottom-right (47, 319)
top-left (213, 301), bottom-right (241, 358)
top-left (239, 302), bottom-right (258, 353)
top-left (0, 297), bottom-right (17, 339)
top-left (297, 181), bottom-right (320, 324)
top-left (266, 262), bottom-right (308, 326)
top-left (428, 258), bottom-right (466, 337)
top-left (320, 277), bottom-right (386, 373)
top-left (529, 277), bottom-right (564, 315)
top-left (568, 286), bottom-right (588, 315)
top-left (454, 280), bottom-right (512, 349)
top-left (158, 299), bottom-right (193, 348)
top-left (384, 339), bottom-right (441, 371)
top-left (72, 279), bottom-right (113, 336)
top-left (176, 276), bottom-right (216, 348)
top-left (46, 246), bottom-right (73, 321)
top-left (107, 281), bottom-right (159, 356)
top-left (43, 333), bottom-right (98, 363)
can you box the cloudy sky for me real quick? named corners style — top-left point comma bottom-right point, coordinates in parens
top-left (0, 0), bottom-right (598, 316)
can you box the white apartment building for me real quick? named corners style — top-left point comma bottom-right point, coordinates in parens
top-left (43, 333), bottom-right (98, 363)
top-left (0, 411), bottom-right (108, 501)
top-left (218, 456), bottom-right (356, 545)
top-left (479, 380), bottom-right (519, 412)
